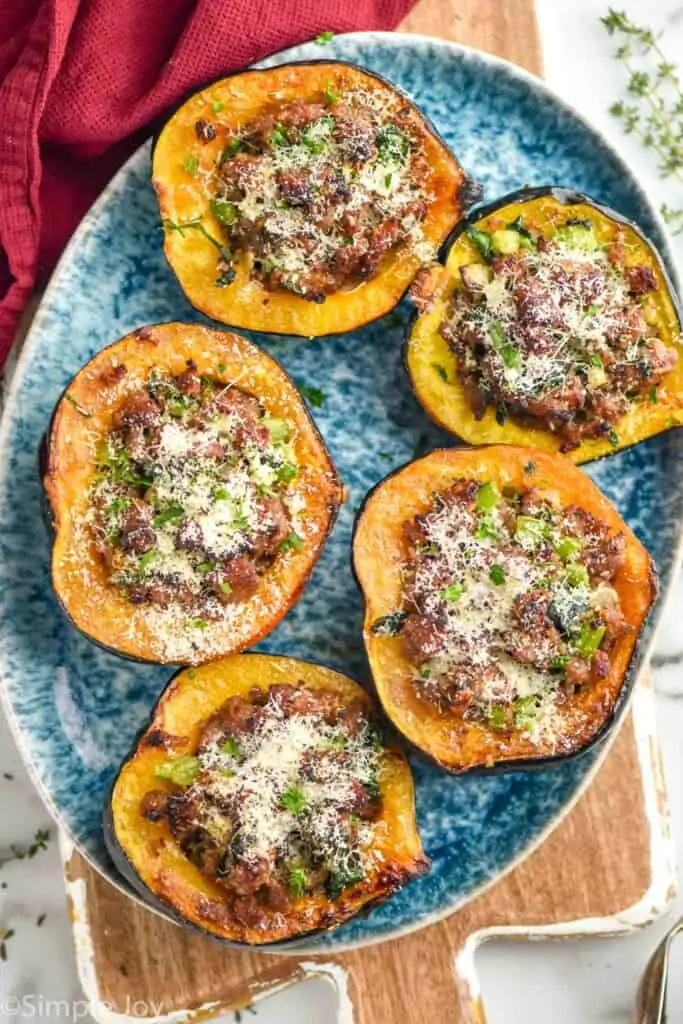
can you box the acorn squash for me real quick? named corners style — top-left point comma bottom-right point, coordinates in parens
top-left (103, 654), bottom-right (429, 946)
top-left (152, 60), bottom-right (468, 336)
top-left (42, 323), bottom-right (343, 664)
top-left (405, 186), bottom-right (683, 463)
top-left (352, 446), bottom-right (657, 773)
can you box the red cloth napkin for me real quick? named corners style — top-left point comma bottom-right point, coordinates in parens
top-left (0, 0), bottom-right (416, 368)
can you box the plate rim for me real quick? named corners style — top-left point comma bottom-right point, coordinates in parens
top-left (0, 29), bottom-right (680, 952)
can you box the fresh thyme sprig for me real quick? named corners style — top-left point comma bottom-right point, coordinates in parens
top-left (601, 8), bottom-right (683, 234)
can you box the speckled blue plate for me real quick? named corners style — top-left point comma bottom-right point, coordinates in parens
top-left (1, 33), bottom-right (681, 952)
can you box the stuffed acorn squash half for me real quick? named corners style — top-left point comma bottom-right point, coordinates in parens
top-left (406, 186), bottom-right (683, 462)
top-left (352, 446), bottom-right (656, 773)
top-left (152, 60), bottom-right (468, 336)
top-left (41, 323), bottom-right (343, 664)
top-left (104, 654), bottom-right (429, 946)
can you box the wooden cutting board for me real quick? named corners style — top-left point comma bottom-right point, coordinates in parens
top-left (60, 3), bottom-right (674, 1022)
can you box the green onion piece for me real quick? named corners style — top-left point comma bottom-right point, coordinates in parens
top-left (154, 501), bottom-right (184, 527)
top-left (213, 487), bottom-right (229, 500)
top-left (573, 623), bottom-right (606, 658)
top-left (269, 124), bottom-right (290, 148)
top-left (222, 738), bottom-right (241, 757)
top-left (263, 417), bottom-right (290, 444)
top-left (486, 705), bottom-right (508, 731)
top-left (191, 618), bottom-right (209, 630)
top-left (489, 564), bottom-right (506, 585)
top-left (280, 787), bottom-right (307, 814)
top-left (279, 531), bottom-right (304, 553)
top-left (155, 756), bottom-right (200, 787)
top-left (555, 537), bottom-right (582, 562)
top-left (513, 695), bottom-right (537, 729)
top-left (515, 515), bottom-right (550, 548)
top-left (475, 512), bottom-right (499, 541)
top-left (323, 80), bottom-right (339, 104)
top-left (212, 100), bottom-right (224, 113)
top-left (210, 198), bottom-right (238, 225)
top-left (216, 362), bottom-right (227, 373)
top-left (441, 582), bottom-right (464, 602)
top-left (197, 561), bottom-right (214, 575)
top-left (219, 581), bottom-right (233, 595)
top-left (220, 138), bottom-right (242, 161)
top-left (315, 30), bottom-right (335, 44)
top-left (476, 481), bottom-right (500, 511)
top-left (648, 386), bottom-right (658, 404)
top-left (276, 463), bottom-right (298, 484)
top-left (552, 655), bottom-right (571, 670)
top-left (431, 362), bottom-right (448, 382)
top-left (138, 550), bottom-right (156, 575)
top-left (608, 429), bottom-right (619, 447)
top-left (590, 353), bottom-right (603, 366)
top-left (466, 226), bottom-right (493, 261)
top-left (565, 563), bottom-right (590, 588)
top-left (183, 155), bottom-right (199, 176)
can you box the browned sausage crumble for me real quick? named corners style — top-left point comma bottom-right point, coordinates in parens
top-left (87, 363), bottom-right (300, 624)
top-left (143, 683), bottom-right (383, 926)
top-left (371, 478), bottom-right (630, 744)
top-left (206, 97), bottom-right (433, 301)
top-left (440, 218), bottom-right (677, 450)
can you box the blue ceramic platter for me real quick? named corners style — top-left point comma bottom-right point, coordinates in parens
top-left (1, 33), bottom-right (681, 951)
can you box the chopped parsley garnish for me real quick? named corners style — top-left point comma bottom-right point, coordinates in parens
top-left (523, 460), bottom-right (536, 475)
top-left (608, 429), bottom-right (619, 447)
top-left (552, 655), bottom-right (571, 670)
top-left (489, 564), bottom-right (506, 585)
top-left (211, 100), bottom-right (224, 113)
top-left (298, 384), bottom-right (326, 407)
top-left (279, 531), bottom-right (304, 553)
top-left (431, 362), bottom-right (448, 382)
top-left (213, 487), bottom-right (229, 500)
top-left (513, 695), bottom-right (538, 729)
top-left (105, 497), bottom-right (131, 519)
top-left (280, 786), bottom-right (307, 814)
top-left (216, 363), bottom-right (227, 374)
top-left (191, 618), bottom-right (209, 630)
top-left (590, 352), bottom-right (603, 366)
top-left (222, 738), bottom-right (241, 757)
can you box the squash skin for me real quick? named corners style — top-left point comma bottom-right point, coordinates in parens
top-left (152, 60), bottom-right (468, 337)
top-left (41, 322), bottom-right (343, 665)
top-left (103, 654), bottom-right (429, 947)
top-left (405, 186), bottom-right (683, 464)
top-left (352, 446), bottom-right (657, 774)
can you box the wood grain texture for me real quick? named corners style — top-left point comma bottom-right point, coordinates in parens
top-left (62, 3), bottom-right (659, 1022)
top-left (67, 715), bottom-right (653, 1023)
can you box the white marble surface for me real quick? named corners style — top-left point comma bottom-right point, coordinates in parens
top-left (1, 1), bottom-right (683, 1020)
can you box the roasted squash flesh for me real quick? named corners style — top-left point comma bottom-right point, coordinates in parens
top-left (406, 187), bottom-right (683, 463)
top-left (153, 61), bottom-right (466, 336)
top-left (43, 323), bottom-right (343, 664)
top-left (104, 654), bottom-right (428, 945)
top-left (352, 446), bottom-right (656, 772)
